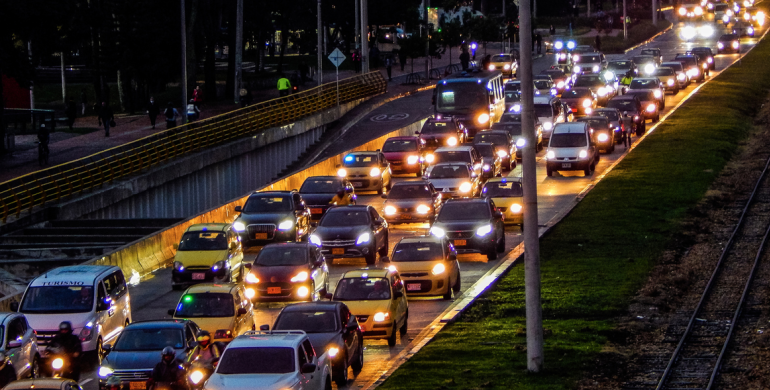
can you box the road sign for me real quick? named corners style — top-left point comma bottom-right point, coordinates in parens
top-left (328, 48), bottom-right (346, 68)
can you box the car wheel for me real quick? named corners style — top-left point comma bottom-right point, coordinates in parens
top-left (365, 251), bottom-right (376, 265)
top-left (496, 227), bottom-right (506, 253)
top-left (351, 343), bottom-right (364, 372)
top-left (333, 356), bottom-right (349, 387)
top-left (325, 375), bottom-right (333, 390)
top-left (443, 279), bottom-right (453, 300)
top-left (399, 311), bottom-right (408, 335)
top-left (584, 166), bottom-right (592, 176)
top-left (379, 234), bottom-right (389, 257)
top-left (546, 167), bottom-right (553, 177)
top-left (387, 324), bottom-right (397, 347)
top-left (452, 272), bottom-right (461, 293)
top-left (30, 355), bottom-right (40, 378)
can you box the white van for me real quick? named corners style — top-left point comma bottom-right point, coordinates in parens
top-left (13, 266), bottom-right (131, 359)
top-left (545, 122), bottom-right (599, 177)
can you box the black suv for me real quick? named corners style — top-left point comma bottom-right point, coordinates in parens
top-left (299, 176), bottom-right (356, 221)
top-left (429, 198), bottom-right (505, 261)
top-left (233, 191), bottom-right (311, 247)
top-left (310, 205), bottom-right (389, 265)
top-left (606, 95), bottom-right (645, 135)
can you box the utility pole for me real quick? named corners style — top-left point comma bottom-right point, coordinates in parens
top-left (28, 42), bottom-right (34, 110)
top-left (623, 0), bottom-right (628, 39)
top-left (424, 0), bottom-right (430, 80)
top-left (519, 0), bottom-right (544, 373)
top-left (234, 0), bottom-right (243, 104)
top-left (180, 0), bottom-right (188, 123)
top-left (355, 0), bottom-right (360, 49)
top-left (60, 53), bottom-right (66, 102)
top-left (533, 0), bottom-right (537, 19)
top-left (587, 0), bottom-right (591, 17)
top-left (652, 0), bottom-right (658, 24)
top-left (361, 0), bottom-right (369, 73)
top-left (318, 0), bottom-right (323, 86)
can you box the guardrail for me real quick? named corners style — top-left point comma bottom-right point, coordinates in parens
top-left (0, 72), bottom-right (387, 225)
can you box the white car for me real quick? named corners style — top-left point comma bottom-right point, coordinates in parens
top-left (203, 330), bottom-right (332, 390)
top-left (0, 313), bottom-right (40, 378)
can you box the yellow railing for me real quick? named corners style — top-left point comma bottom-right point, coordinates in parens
top-left (0, 72), bottom-right (387, 224)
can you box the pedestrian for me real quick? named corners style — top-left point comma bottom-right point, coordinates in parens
top-left (385, 56), bottom-right (393, 81)
top-left (98, 102), bottom-right (114, 137)
top-left (352, 49), bottom-right (361, 73)
top-left (277, 73), bottom-right (291, 97)
top-left (370, 46), bottom-right (380, 68)
top-left (192, 85), bottom-right (204, 110)
top-left (0, 353), bottom-right (17, 389)
top-left (595, 34), bottom-right (602, 52)
top-left (536, 33), bottom-right (543, 54)
top-left (397, 49), bottom-right (407, 72)
top-left (460, 50), bottom-right (470, 71)
top-left (298, 61), bottom-right (310, 85)
top-left (65, 98), bottom-right (77, 131)
top-left (147, 97), bottom-right (160, 129)
top-left (164, 102), bottom-right (180, 129)
top-left (80, 89), bottom-right (87, 116)
top-left (186, 99), bottom-right (200, 121)
top-left (621, 111), bottom-right (633, 147)
top-left (549, 25), bottom-right (556, 35)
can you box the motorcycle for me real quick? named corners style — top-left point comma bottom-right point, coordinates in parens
top-left (187, 360), bottom-right (215, 390)
top-left (148, 380), bottom-right (187, 390)
top-left (43, 346), bottom-right (79, 381)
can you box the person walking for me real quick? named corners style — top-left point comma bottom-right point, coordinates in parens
top-left (536, 33), bottom-right (543, 54)
top-left (98, 101), bottom-right (114, 137)
top-left (621, 111), bottom-right (633, 147)
top-left (192, 86), bottom-right (204, 110)
top-left (385, 56), bottom-right (393, 81)
top-left (65, 98), bottom-right (77, 131)
top-left (80, 89), bottom-right (87, 116)
top-left (277, 74), bottom-right (291, 97)
top-left (595, 34), bottom-right (602, 52)
top-left (460, 49), bottom-right (470, 70)
top-left (186, 99), bottom-right (201, 121)
top-left (398, 49), bottom-right (407, 72)
top-left (147, 97), bottom-right (160, 129)
top-left (164, 102), bottom-right (180, 129)
top-left (298, 61), bottom-right (310, 85)
top-left (549, 25), bottom-right (556, 35)
top-left (352, 49), bottom-right (361, 73)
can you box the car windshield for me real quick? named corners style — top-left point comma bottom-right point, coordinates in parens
top-left (607, 99), bottom-right (637, 111)
top-left (244, 196), bottom-right (292, 213)
top-left (334, 277), bottom-right (391, 300)
top-left (633, 56), bottom-right (654, 64)
top-left (692, 49), bottom-right (711, 56)
top-left (300, 178), bottom-right (343, 194)
top-left (576, 55), bottom-right (600, 63)
top-left (505, 90), bottom-right (522, 101)
top-left (720, 34), bottom-right (738, 41)
top-left (114, 328), bottom-right (184, 351)
top-left (178, 231), bottom-right (227, 251)
top-left (640, 49), bottom-right (658, 56)
top-left (387, 184), bottom-right (432, 199)
top-left (653, 68), bottom-right (674, 76)
top-left (429, 165), bottom-right (470, 179)
top-left (491, 123), bottom-right (522, 136)
top-left (534, 80), bottom-right (551, 89)
top-left (474, 133), bottom-right (507, 145)
top-left (343, 154), bottom-right (378, 167)
top-left (483, 181), bottom-right (523, 197)
top-left (563, 89), bottom-right (591, 98)
top-left (474, 144), bottom-right (496, 156)
top-left (574, 76), bottom-right (602, 87)
top-left (676, 57), bottom-right (697, 67)
top-left (392, 242), bottom-right (444, 262)
top-left (504, 83), bottom-right (521, 92)
top-left (608, 61), bottom-right (632, 70)
top-left (434, 150), bottom-right (470, 164)
top-left (595, 110), bottom-right (619, 121)
top-left (550, 133), bottom-right (587, 147)
top-left (274, 310), bottom-right (338, 333)
top-left (217, 347), bottom-right (295, 374)
top-left (421, 121), bottom-right (457, 135)
top-left (577, 118), bottom-right (609, 130)
top-left (491, 55), bottom-right (511, 62)
top-left (254, 246), bottom-right (307, 266)
top-left (437, 202), bottom-right (490, 221)
top-left (534, 104), bottom-right (553, 117)
top-left (543, 70), bottom-right (565, 78)
top-left (320, 210), bottom-right (370, 226)
top-left (662, 63), bottom-right (684, 72)
top-left (383, 139), bottom-right (417, 152)
top-left (174, 293), bottom-right (234, 318)
top-left (627, 91), bottom-right (655, 101)
top-left (436, 83), bottom-right (488, 110)
top-left (20, 286), bottom-right (94, 313)
top-left (630, 79), bottom-right (659, 89)
top-left (499, 113), bottom-right (522, 122)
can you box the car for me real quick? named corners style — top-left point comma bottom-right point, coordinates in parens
top-left (533, 95), bottom-right (567, 139)
top-left (310, 205), bottom-right (389, 265)
top-left (534, 78), bottom-right (557, 96)
top-left (652, 67), bottom-right (682, 94)
top-left (691, 47), bottom-right (715, 70)
top-left (592, 108), bottom-right (624, 143)
top-left (560, 87), bottom-right (598, 117)
top-left (573, 45), bottom-right (595, 54)
top-left (606, 60), bottom-right (637, 77)
top-left (487, 53), bottom-right (518, 77)
top-left (677, 3), bottom-right (706, 19)
top-left (0, 313), bottom-right (39, 380)
top-left (330, 268), bottom-right (408, 347)
top-left (717, 33), bottom-right (741, 53)
top-left (381, 180), bottom-right (442, 224)
top-left (429, 198), bottom-right (505, 260)
top-left (424, 162), bottom-right (481, 199)
top-left (416, 117), bottom-right (468, 154)
top-left (232, 191), bottom-right (311, 247)
top-left (606, 95), bottom-right (646, 135)
top-left (336, 151), bottom-right (393, 194)
top-left (5, 379), bottom-right (82, 390)
top-left (545, 122), bottom-right (599, 177)
top-left (573, 74), bottom-right (614, 105)
top-left (169, 283), bottom-right (256, 342)
top-left (639, 48), bottom-right (662, 65)
top-left (382, 236), bottom-right (460, 299)
top-left (625, 90), bottom-right (661, 122)
top-left (98, 320), bottom-right (200, 390)
top-left (674, 53), bottom-right (706, 81)
top-left (269, 302), bottom-right (363, 387)
top-left (660, 61), bottom-right (690, 86)
top-left (632, 55), bottom-right (657, 76)
top-left (539, 68), bottom-right (571, 93)
top-left (382, 136), bottom-right (428, 176)
top-left (473, 129), bottom-right (517, 170)
top-left (243, 242), bottom-right (330, 300)
top-left (733, 20), bottom-right (755, 37)
top-left (628, 77), bottom-right (665, 108)
top-left (172, 223), bottom-right (245, 288)
top-left (428, 145), bottom-right (483, 177)
top-left (573, 52), bottom-right (606, 74)
top-left (204, 330), bottom-right (332, 390)
top-left (482, 176), bottom-right (524, 226)
top-left (576, 116), bottom-right (615, 153)
top-left (299, 176), bottom-right (356, 221)
top-left (473, 143), bottom-right (503, 179)
top-left (490, 122), bottom-right (544, 158)
top-left (504, 80), bottom-right (539, 110)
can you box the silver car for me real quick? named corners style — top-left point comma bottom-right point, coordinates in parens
top-left (0, 313), bottom-right (40, 379)
top-left (424, 162), bottom-right (481, 199)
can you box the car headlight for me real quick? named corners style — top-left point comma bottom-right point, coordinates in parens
top-left (278, 220), bottom-right (294, 230)
top-left (98, 366), bottom-right (114, 378)
top-left (310, 234), bottom-right (322, 246)
top-left (603, 71), bottom-right (615, 82)
top-left (592, 65), bottom-right (600, 72)
top-left (212, 260), bottom-right (226, 272)
top-left (732, 41), bottom-right (740, 49)
top-left (546, 150), bottom-right (555, 160)
top-left (597, 87), bottom-right (608, 97)
top-left (477, 113), bottom-right (490, 124)
top-left (476, 224), bottom-right (492, 236)
top-left (516, 138), bottom-right (526, 147)
top-left (634, 115), bottom-right (640, 121)
top-left (585, 107), bottom-right (592, 114)
top-left (572, 54), bottom-right (579, 61)
top-left (190, 370), bottom-right (205, 385)
top-left (328, 346), bottom-right (340, 358)
top-left (290, 271), bottom-right (309, 282)
top-left (557, 81), bottom-right (565, 88)
top-left (708, 57), bottom-right (713, 64)
top-left (337, 168), bottom-right (347, 177)
top-left (653, 90), bottom-right (662, 98)
top-left (667, 79), bottom-right (674, 86)
top-left (416, 204), bottom-right (431, 214)
top-left (52, 358), bottom-right (64, 370)
top-left (407, 155), bottom-right (419, 164)
top-left (550, 88), bottom-right (558, 96)
top-left (695, 6), bottom-right (703, 15)
top-left (699, 24), bottom-right (714, 37)
top-left (718, 42), bottom-right (724, 49)
top-left (459, 182), bottom-right (473, 193)
top-left (749, 26), bottom-right (755, 34)
top-left (488, 64), bottom-right (495, 70)
top-left (582, 99), bottom-right (592, 108)
top-left (646, 103), bottom-right (656, 113)
top-left (356, 232), bottom-right (370, 245)
top-left (173, 261), bottom-right (185, 272)
top-left (496, 150), bottom-right (508, 158)
top-left (430, 226), bottom-right (445, 238)
top-left (644, 64), bottom-right (655, 75)
top-left (573, 65), bottom-right (581, 73)
top-left (578, 150), bottom-right (588, 159)
top-left (554, 41), bottom-right (564, 50)
top-left (425, 153), bottom-right (435, 163)
top-left (246, 273), bottom-right (259, 283)
top-left (297, 286), bottom-right (310, 297)
top-left (597, 133), bottom-right (609, 142)
top-left (370, 167), bottom-right (381, 177)
top-left (373, 312), bottom-right (389, 322)
top-left (447, 136), bottom-right (458, 146)
top-left (723, 15), bottom-right (731, 23)
top-left (567, 41), bottom-right (576, 50)
top-left (504, 64), bottom-right (511, 70)
top-left (384, 205), bottom-right (397, 215)
top-left (679, 6), bottom-right (686, 15)
top-left (543, 122), bottom-right (553, 130)
top-left (245, 288), bottom-right (255, 298)
top-left (677, 73), bottom-right (686, 81)
top-left (511, 203), bottom-right (523, 213)
top-left (233, 221), bottom-right (246, 232)
top-left (432, 263), bottom-right (446, 275)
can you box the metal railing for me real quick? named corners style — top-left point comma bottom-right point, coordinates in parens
top-left (0, 71), bottom-right (387, 224)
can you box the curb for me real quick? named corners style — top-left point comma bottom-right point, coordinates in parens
top-left (624, 22), bottom-right (674, 54)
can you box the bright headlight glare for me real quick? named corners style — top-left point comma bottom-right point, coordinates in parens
top-left (384, 205), bottom-right (397, 215)
top-left (647, 103), bottom-right (656, 112)
top-left (700, 25), bottom-right (714, 37)
top-left (98, 366), bottom-right (113, 378)
top-left (679, 6), bottom-right (687, 15)
top-left (482, 164), bottom-right (490, 171)
top-left (557, 81), bottom-right (565, 88)
top-left (597, 87), bottom-right (607, 96)
top-left (246, 273), bottom-right (259, 283)
top-left (328, 347), bottom-right (340, 358)
top-left (233, 221), bottom-right (246, 232)
top-left (432, 263), bottom-right (446, 275)
top-left (604, 71), bottom-right (615, 81)
top-left (52, 358), bottom-right (64, 370)
top-left (582, 99), bottom-right (592, 108)
top-left (597, 133), bottom-right (609, 142)
top-left (546, 151), bottom-right (555, 160)
top-left (682, 26), bottom-right (696, 40)
top-left (373, 312), bottom-right (389, 322)
top-left (477, 113), bottom-right (490, 124)
top-left (496, 150), bottom-right (508, 158)
top-left (644, 64), bottom-right (655, 74)
top-left (278, 220), bottom-right (293, 230)
top-left (732, 41), bottom-right (740, 49)
top-left (476, 224), bottom-right (492, 236)
top-left (245, 288), bottom-right (255, 298)
top-left (718, 42), bottom-right (724, 49)
top-left (310, 234), bottom-right (322, 246)
top-left (356, 232), bottom-right (371, 245)
top-left (678, 73), bottom-right (686, 80)
top-left (407, 155), bottom-right (419, 164)
top-left (543, 122), bottom-right (553, 130)
top-left (573, 65), bottom-right (581, 73)
top-left (488, 64), bottom-right (495, 70)
top-left (430, 226), bottom-right (445, 238)
top-left (290, 271), bottom-right (309, 282)
top-left (416, 204), bottom-right (431, 214)
top-left (297, 286), bottom-right (310, 297)
top-left (447, 136), bottom-right (458, 146)
top-left (567, 41), bottom-right (576, 50)
top-left (579, 150), bottom-right (588, 159)
top-left (504, 64), bottom-right (511, 70)
top-left (190, 370), bottom-right (204, 384)
top-left (511, 203), bottom-right (523, 213)
top-left (695, 6), bottom-right (703, 15)
top-left (459, 182), bottom-right (473, 193)
top-left (653, 90), bottom-right (662, 98)
top-left (667, 79), bottom-right (675, 86)
top-left (554, 41), bottom-right (564, 50)
top-left (173, 261), bottom-right (185, 272)
top-left (425, 153), bottom-right (435, 163)
top-left (516, 138), bottom-right (526, 147)
top-left (592, 65), bottom-right (600, 72)
top-left (337, 168), bottom-right (347, 177)
top-left (370, 167), bottom-right (381, 177)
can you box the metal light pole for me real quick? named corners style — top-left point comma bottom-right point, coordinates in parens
top-left (234, 0), bottom-right (243, 104)
top-left (317, 0), bottom-right (323, 86)
top-left (355, 0), bottom-right (360, 49)
top-left (519, 0), bottom-right (544, 373)
top-left (652, 0), bottom-right (658, 24)
top-left (623, 0), bottom-right (628, 39)
top-left (180, 0), bottom-right (187, 123)
top-left (360, 0), bottom-right (369, 73)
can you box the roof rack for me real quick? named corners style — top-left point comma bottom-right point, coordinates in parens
top-left (243, 330), bottom-right (307, 336)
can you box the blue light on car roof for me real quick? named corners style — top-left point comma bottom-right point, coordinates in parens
top-left (502, 178), bottom-right (507, 183)
top-left (202, 227), bottom-right (207, 231)
top-left (344, 155), bottom-right (354, 162)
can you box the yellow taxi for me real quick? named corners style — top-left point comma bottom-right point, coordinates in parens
top-left (488, 53), bottom-right (518, 77)
top-left (382, 236), bottom-right (461, 300)
top-left (330, 268), bottom-right (408, 347)
top-left (169, 283), bottom-right (256, 343)
top-left (336, 151), bottom-right (393, 194)
top-left (172, 223), bottom-right (245, 289)
top-left (482, 177), bottom-right (523, 226)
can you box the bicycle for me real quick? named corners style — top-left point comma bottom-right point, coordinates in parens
top-left (37, 141), bottom-right (50, 166)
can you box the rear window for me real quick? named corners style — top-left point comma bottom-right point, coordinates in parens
top-left (576, 55), bottom-right (600, 63)
top-left (491, 55), bottom-right (512, 62)
top-left (630, 79), bottom-right (659, 89)
top-left (483, 181), bottom-right (523, 198)
top-left (574, 75), bottom-right (603, 87)
top-left (491, 123), bottom-right (522, 136)
top-left (428, 165), bottom-right (471, 179)
top-left (576, 118), bottom-right (609, 130)
top-left (608, 61), bottom-right (632, 69)
top-left (474, 144), bottom-right (495, 156)
top-left (563, 89), bottom-right (591, 98)
top-left (434, 150), bottom-right (471, 164)
top-left (594, 110), bottom-right (619, 121)
top-left (387, 184), bottom-right (432, 199)
top-left (421, 121), bottom-right (457, 135)
top-left (627, 91), bottom-right (655, 101)
top-left (300, 178), bottom-right (343, 194)
top-left (474, 133), bottom-right (507, 145)
top-left (392, 242), bottom-right (444, 262)
top-left (550, 133), bottom-right (587, 147)
top-left (320, 210), bottom-right (371, 227)
top-left (217, 347), bottom-right (295, 374)
top-left (653, 68), bottom-right (675, 76)
top-left (383, 139), bottom-right (417, 152)
top-left (607, 99), bottom-right (638, 111)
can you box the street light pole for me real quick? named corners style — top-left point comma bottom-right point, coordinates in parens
top-left (361, 0), bottom-right (369, 73)
top-left (355, 0), bottom-right (360, 49)
top-left (652, 0), bottom-right (658, 24)
top-left (519, 0), bottom-right (544, 373)
top-left (623, 0), bottom-right (628, 39)
top-left (180, 0), bottom-right (188, 123)
top-left (317, 0), bottom-right (323, 86)
top-left (234, 0), bottom-right (243, 104)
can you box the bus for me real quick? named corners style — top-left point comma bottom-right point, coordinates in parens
top-left (432, 69), bottom-right (505, 139)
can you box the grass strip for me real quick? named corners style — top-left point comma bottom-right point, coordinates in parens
top-left (379, 30), bottom-right (770, 390)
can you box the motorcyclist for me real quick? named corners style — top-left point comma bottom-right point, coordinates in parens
top-left (46, 321), bottom-right (82, 379)
top-left (620, 71), bottom-right (633, 94)
top-left (328, 189), bottom-right (352, 207)
top-left (621, 111), bottom-right (634, 148)
top-left (185, 331), bottom-right (221, 366)
top-left (149, 347), bottom-right (186, 390)
top-left (0, 352), bottom-right (17, 388)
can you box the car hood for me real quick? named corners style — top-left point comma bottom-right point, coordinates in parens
top-left (392, 260), bottom-right (440, 273)
top-left (179, 317), bottom-right (235, 337)
top-left (383, 151), bottom-right (415, 160)
top-left (548, 146), bottom-right (587, 158)
top-left (384, 198), bottom-right (433, 208)
top-left (174, 250), bottom-right (228, 267)
top-left (206, 373), bottom-right (297, 390)
top-left (342, 300), bottom-right (391, 316)
top-left (314, 225), bottom-right (370, 240)
top-left (250, 264), bottom-right (309, 283)
top-left (104, 349), bottom-right (186, 370)
top-left (428, 178), bottom-right (468, 190)
top-left (24, 312), bottom-right (94, 334)
top-left (238, 212), bottom-right (294, 225)
top-left (305, 332), bottom-right (341, 353)
top-left (300, 193), bottom-right (336, 206)
top-left (433, 220), bottom-right (487, 232)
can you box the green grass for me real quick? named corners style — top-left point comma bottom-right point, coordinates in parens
top-left (379, 24), bottom-right (770, 390)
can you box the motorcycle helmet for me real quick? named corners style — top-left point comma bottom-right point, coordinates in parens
top-left (196, 330), bottom-right (211, 347)
top-left (59, 321), bottom-right (73, 334)
top-left (623, 111), bottom-right (628, 116)
top-left (161, 346), bottom-right (176, 362)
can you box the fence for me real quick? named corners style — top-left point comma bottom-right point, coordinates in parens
top-left (0, 71), bottom-right (387, 225)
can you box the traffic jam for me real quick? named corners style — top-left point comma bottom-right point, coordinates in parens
top-left (0, 3), bottom-right (765, 390)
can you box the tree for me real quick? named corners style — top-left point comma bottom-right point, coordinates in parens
top-left (437, 19), bottom-right (465, 66)
top-left (398, 34), bottom-right (426, 74)
top-left (467, 15), bottom-right (501, 55)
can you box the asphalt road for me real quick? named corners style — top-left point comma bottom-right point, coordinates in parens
top-left (80, 18), bottom-right (764, 390)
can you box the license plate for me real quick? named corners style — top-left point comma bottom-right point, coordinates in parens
top-left (255, 233), bottom-right (268, 239)
top-left (571, 108), bottom-right (577, 112)
top-left (267, 287), bottom-right (281, 294)
top-left (454, 239), bottom-right (467, 246)
top-left (332, 248), bottom-right (345, 255)
top-left (561, 163), bottom-right (572, 168)
top-left (192, 273), bottom-right (206, 280)
top-left (352, 182), bottom-right (363, 187)
top-left (310, 208), bottom-right (323, 214)
top-left (407, 283), bottom-right (422, 291)
top-left (401, 214), bottom-right (412, 220)
top-left (130, 382), bottom-right (146, 390)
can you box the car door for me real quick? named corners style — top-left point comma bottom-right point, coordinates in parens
top-left (309, 247), bottom-right (328, 293)
top-left (369, 208), bottom-right (386, 250)
top-left (5, 317), bottom-right (25, 378)
top-left (303, 339), bottom-right (324, 389)
top-left (226, 229), bottom-right (244, 278)
top-left (390, 274), bottom-right (408, 327)
top-left (339, 305), bottom-right (357, 362)
top-left (95, 282), bottom-right (116, 342)
top-left (379, 153), bottom-right (391, 184)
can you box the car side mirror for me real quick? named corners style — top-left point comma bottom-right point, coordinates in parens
top-left (6, 340), bottom-right (21, 349)
top-left (9, 302), bottom-right (18, 312)
top-left (346, 323), bottom-right (358, 332)
top-left (168, 309), bottom-right (175, 316)
top-left (244, 263), bottom-right (252, 271)
top-left (380, 194), bottom-right (387, 199)
top-left (237, 307), bottom-right (247, 316)
top-left (494, 211), bottom-right (503, 219)
top-left (103, 344), bottom-right (112, 353)
top-left (380, 256), bottom-right (390, 263)
top-left (393, 291), bottom-right (404, 298)
top-left (374, 218), bottom-right (384, 226)
top-left (97, 300), bottom-right (109, 312)
top-left (234, 205), bottom-right (242, 212)
top-left (301, 363), bottom-right (317, 374)
top-left (432, 192), bottom-right (439, 198)
top-left (314, 259), bottom-right (325, 267)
